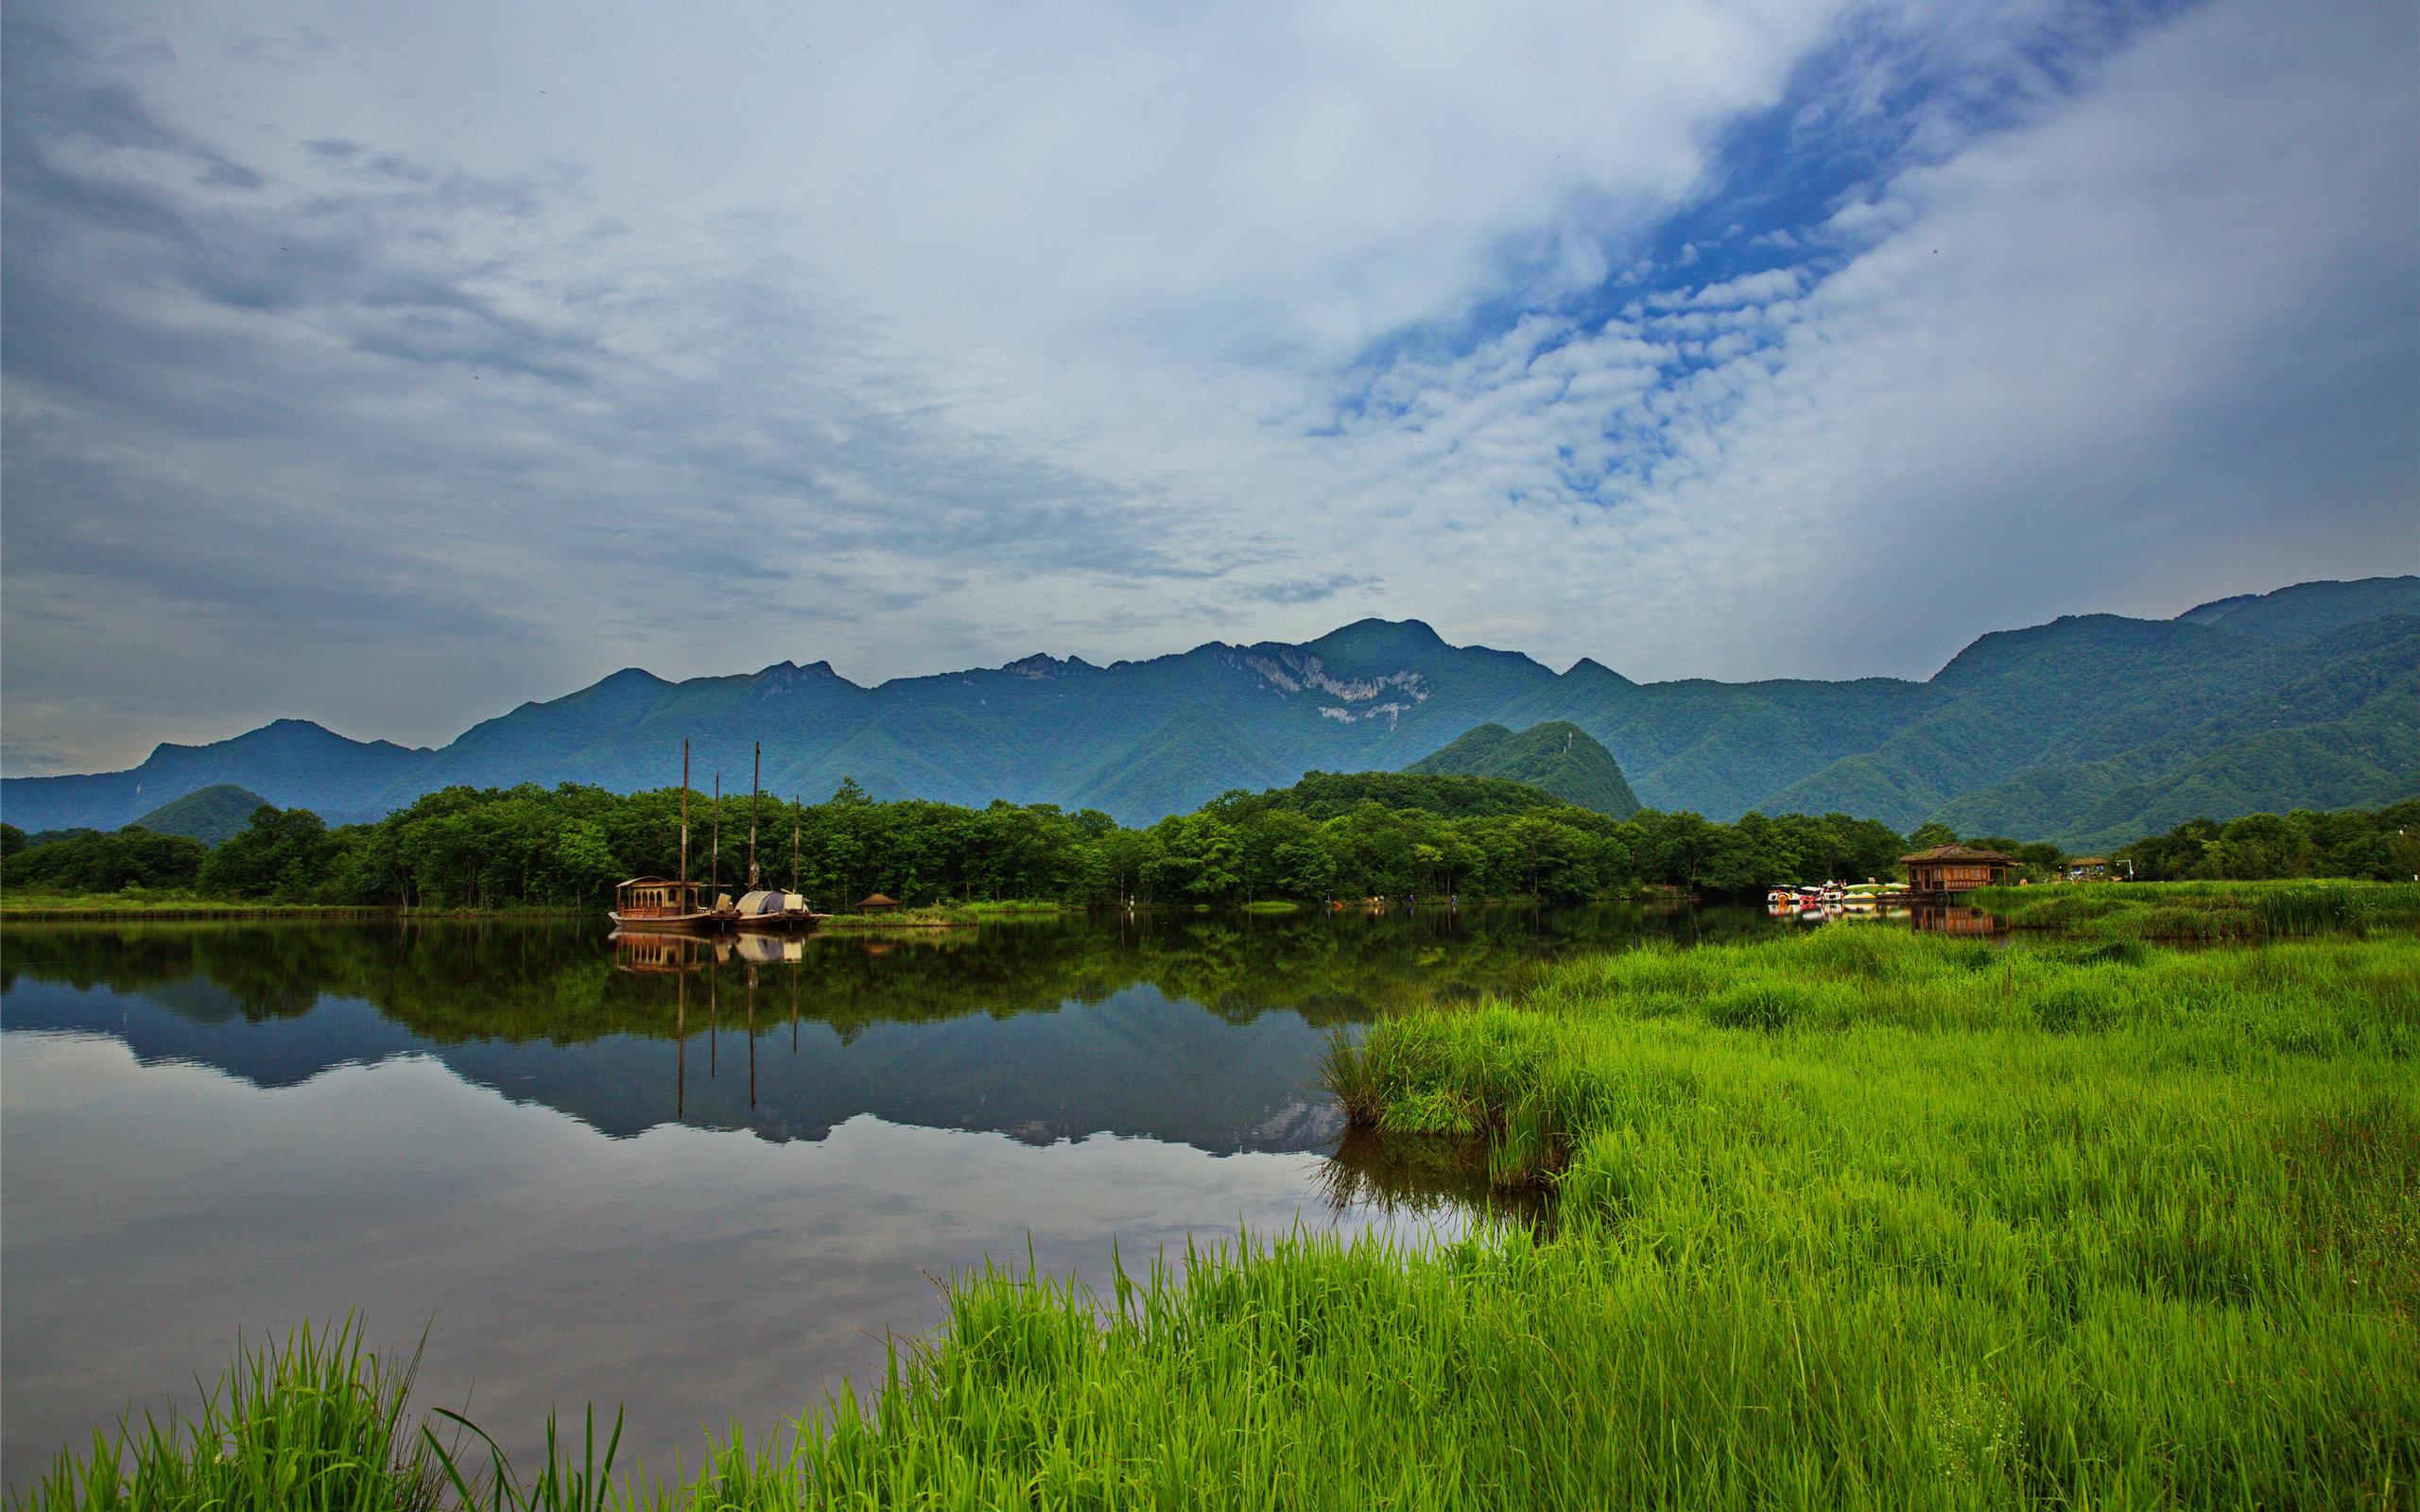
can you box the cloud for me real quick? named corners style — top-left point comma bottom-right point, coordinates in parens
top-left (2, 0), bottom-right (2413, 773)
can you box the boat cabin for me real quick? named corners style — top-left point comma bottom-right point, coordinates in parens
top-left (614, 877), bottom-right (713, 920)
top-left (1898, 845), bottom-right (2015, 895)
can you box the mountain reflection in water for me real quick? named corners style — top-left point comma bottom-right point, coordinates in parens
top-left (0, 905), bottom-right (1772, 1493)
top-left (0, 906), bottom-right (1774, 1154)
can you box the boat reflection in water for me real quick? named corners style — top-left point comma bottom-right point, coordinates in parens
top-left (1764, 898), bottom-right (2010, 936)
top-left (612, 930), bottom-right (822, 1116)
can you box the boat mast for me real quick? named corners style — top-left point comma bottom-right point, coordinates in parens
top-left (791, 793), bottom-right (802, 893)
top-left (748, 742), bottom-right (762, 889)
top-left (680, 740), bottom-right (691, 888)
top-left (712, 772), bottom-right (721, 899)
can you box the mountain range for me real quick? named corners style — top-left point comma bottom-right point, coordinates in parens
top-left (5, 577), bottom-right (2413, 848)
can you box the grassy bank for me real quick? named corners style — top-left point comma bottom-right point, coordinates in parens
top-left (1971, 878), bottom-right (2420, 938)
top-left (954, 899), bottom-right (1078, 918)
top-left (814, 905), bottom-right (984, 930)
top-left (23, 928), bottom-right (2417, 1507)
top-left (0, 890), bottom-right (397, 919)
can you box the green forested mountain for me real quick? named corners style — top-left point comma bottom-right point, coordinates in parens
top-left (5, 577), bottom-right (2413, 842)
top-left (1406, 723), bottom-right (1641, 816)
top-left (131, 784), bottom-right (270, 845)
top-left (1931, 616), bottom-right (2420, 848)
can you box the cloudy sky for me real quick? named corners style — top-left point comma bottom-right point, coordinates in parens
top-left (4, 0), bottom-right (2414, 773)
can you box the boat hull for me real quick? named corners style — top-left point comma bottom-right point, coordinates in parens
top-left (734, 912), bottom-right (823, 933)
top-left (607, 911), bottom-right (737, 934)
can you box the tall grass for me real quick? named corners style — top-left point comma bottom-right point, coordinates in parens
top-left (23, 930), bottom-right (2420, 1508)
top-left (1972, 878), bottom-right (2420, 938)
top-left (14, 1318), bottom-right (442, 1512)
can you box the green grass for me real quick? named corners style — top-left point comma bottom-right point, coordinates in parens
top-left (952, 900), bottom-right (1077, 917)
top-left (14, 1317), bottom-right (445, 1511)
top-left (23, 929), bottom-right (2420, 1508)
top-left (1972, 879), bottom-right (2420, 938)
top-left (1240, 900), bottom-right (1304, 913)
top-left (0, 889), bottom-right (393, 919)
top-left (815, 905), bottom-right (982, 929)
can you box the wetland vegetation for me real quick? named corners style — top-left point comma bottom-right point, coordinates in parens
top-left (16, 885), bottom-right (2414, 1508)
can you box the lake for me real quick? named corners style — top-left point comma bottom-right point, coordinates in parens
top-left (0, 905), bottom-right (1776, 1490)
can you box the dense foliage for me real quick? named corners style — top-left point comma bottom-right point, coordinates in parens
top-left (2111, 799), bottom-right (2420, 881)
top-left (9, 782), bottom-right (2414, 912)
top-left (0, 823), bottom-right (207, 893)
top-left (2, 774), bottom-right (1907, 910)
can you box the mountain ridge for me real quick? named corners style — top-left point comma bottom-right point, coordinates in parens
top-left (5, 576), bottom-right (2413, 842)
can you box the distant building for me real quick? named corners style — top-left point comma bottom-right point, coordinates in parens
top-left (857, 892), bottom-right (901, 912)
top-left (2064, 856), bottom-right (2111, 882)
top-left (1899, 844), bottom-right (2016, 895)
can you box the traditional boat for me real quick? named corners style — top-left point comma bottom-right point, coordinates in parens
top-left (734, 887), bottom-right (820, 931)
top-left (609, 876), bottom-right (732, 933)
top-left (608, 740), bottom-right (736, 932)
top-left (732, 747), bottom-right (822, 932)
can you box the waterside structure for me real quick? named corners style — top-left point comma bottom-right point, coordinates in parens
top-left (1899, 844), bottom-right (2016, 897)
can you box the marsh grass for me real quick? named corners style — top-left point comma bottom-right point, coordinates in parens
top-left (1973, 879), bottom-right (2420, 938)
top-left (24, 929), bottom-right (2420, 1508)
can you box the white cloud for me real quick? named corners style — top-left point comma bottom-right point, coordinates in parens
top-left (3, 0), bottom-right (2414, 772)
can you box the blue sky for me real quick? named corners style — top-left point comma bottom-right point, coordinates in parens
top-left (3, 0), bottom-right (2414, 773)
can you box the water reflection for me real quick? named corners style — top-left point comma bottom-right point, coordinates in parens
top-left (1, 906), bottom-right (1778, 1153)
top-left (1763, 901), bottom-right (2012, 936)
top-left (1, 905), bottom-right (1772, 1491)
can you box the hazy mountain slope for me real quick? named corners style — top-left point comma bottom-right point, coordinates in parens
top-left (130, 784), bottom-right (270, 845)
top-left (6, 579), bottom-right (2412, 838)
top-left (4, 720), bottom-right (428, 832)
top-left (1406, 723), bottom-right (1641, 816)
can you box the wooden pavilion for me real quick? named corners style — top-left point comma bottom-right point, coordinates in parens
top-left (857, 892), bottom-right (901, 913)
top-left (1898, 844), bottom-right (2016, 896)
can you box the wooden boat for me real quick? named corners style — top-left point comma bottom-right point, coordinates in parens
top-left (607, 740), bottom-right (735, 932)
top-left (734, 888), bottom-right (822, 932)
top-left (610, 876), bottom-right (735, 934)
top-left (734, 769), bottom-right (823, 932)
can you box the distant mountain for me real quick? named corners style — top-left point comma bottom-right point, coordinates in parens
top-left (4, 577), bottom-right (2414, 843)
top-left (131, 784), bottom-right (269, 845)
top-left (1407, 723), bottom-right (1641, 816)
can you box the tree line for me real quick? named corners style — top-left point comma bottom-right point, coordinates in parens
top-left (4, 774), bottom-right (2413, 910)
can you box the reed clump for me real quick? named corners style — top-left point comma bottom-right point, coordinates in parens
top-left (22, 929), bottom-right (2419, 1508)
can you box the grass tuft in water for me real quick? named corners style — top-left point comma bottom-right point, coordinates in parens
top-left (14, 1317), bottom-right (441, 1512)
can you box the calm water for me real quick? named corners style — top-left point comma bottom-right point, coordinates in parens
top-left (0, 905), bottom-right (1774, 1488)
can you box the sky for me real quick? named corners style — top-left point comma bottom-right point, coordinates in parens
top-left (3, 0), bottom-right (2414, 775)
